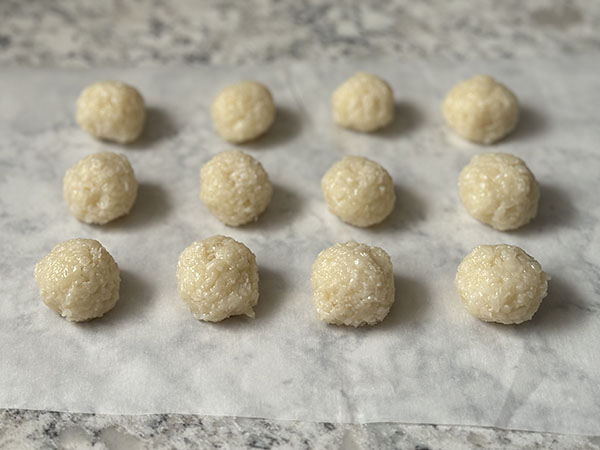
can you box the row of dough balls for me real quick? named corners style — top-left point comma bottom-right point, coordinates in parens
top-left (62, 149), bottom-right (540, 231)
top-left (34, 237), bottom-right (548, 326)
top-left (76, 73), bottom-right (519, 145)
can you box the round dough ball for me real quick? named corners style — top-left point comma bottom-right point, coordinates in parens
top-left (311, 241), bottom-right (395, 327)
top-left (64, 151), bottom-right (138, 225)
top-left (455, 244), bottom-right (549, 324)
top-left (321, 156), bottom-right (395, 227)
top-left (200, 150), bottom-right (273, 226)
top-left (34, 239), bottom-right (120, 322)
top-left (177, 235), bottom-right (259, 322)
top-left (76, 81), bottom-right (146, 144)
top-left (211, 81), bottom-right (276, 143)
top-left (459, 152), bottom-right (539, 231)
top-left (442, 75), bottom-right (519, 144)
top-left (332, 72), bottom-right (394, 132)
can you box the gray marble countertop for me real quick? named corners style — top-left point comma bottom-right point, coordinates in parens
top-left (1, 1), bottom-right (599, 449)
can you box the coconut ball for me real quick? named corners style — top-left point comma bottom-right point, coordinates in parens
top-left (176, 235), bottom-right (259, 322)
top-left (64, 151), bottom-right (138, 225)
top-left (459, 152), bottom-right (539, 231)
top-left (442, 75), bottom-right (519, 144)
top-left (200, 150), bottom-right (273, 226)
top-left (76, 81), bottom-right (146, 144)
top-left (211, 81), bottom-right (276, 143)
top-left (34, 239), bottom-right (120, 322)
top-left (321, 156), bottom-right (395, 227)
top-left (455, 244), bottom-right (549, 324)
top-left (332, 72), bottom-right (394, 132)
top-left (311, 241), bottom-right (395, 327)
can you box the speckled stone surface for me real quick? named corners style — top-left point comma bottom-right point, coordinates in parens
top-left (1, 0), bottom-right (600, 67)
top-left (1, 1), bottom-right (600, 449)
top-left (2, 410), bottom-right (600, 450)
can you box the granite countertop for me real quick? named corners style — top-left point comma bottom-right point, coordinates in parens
top-left (1, 1), bottom-right (600, 449)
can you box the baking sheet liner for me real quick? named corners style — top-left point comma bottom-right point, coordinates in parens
top-left (0, 58), bottom-right (599, 434)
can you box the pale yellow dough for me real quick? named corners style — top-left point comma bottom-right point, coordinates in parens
top-left (177, 235), bottom-right (259, 322)
top-left (455, 244), bottom-right (549, 324)
top-left (76, 81), bottom-right (146, 144)
top-left (200, 150), bottom-right (273, 226)
top-left (332, 72), bottom-right (394, 132)
top-left (459, 152), bottom-right (539, 231)
top-left (442, 75), bottom-right (519, 144)
top-left (64, 152), bottom-right (138, 225)
top-left (34, 239), bottom-right (120, 322)
top-left (211, 81), bottom-right (276, 143)
top-left (311, 241), bottom-right (395, 327)
top-left (321, 156), bottom-right (395, 227)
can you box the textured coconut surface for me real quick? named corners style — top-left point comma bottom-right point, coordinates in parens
top-left (0, 58), bottom-right (599, 435)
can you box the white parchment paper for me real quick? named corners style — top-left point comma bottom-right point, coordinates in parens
top-left (1, 58), bottom-right (599, 434)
